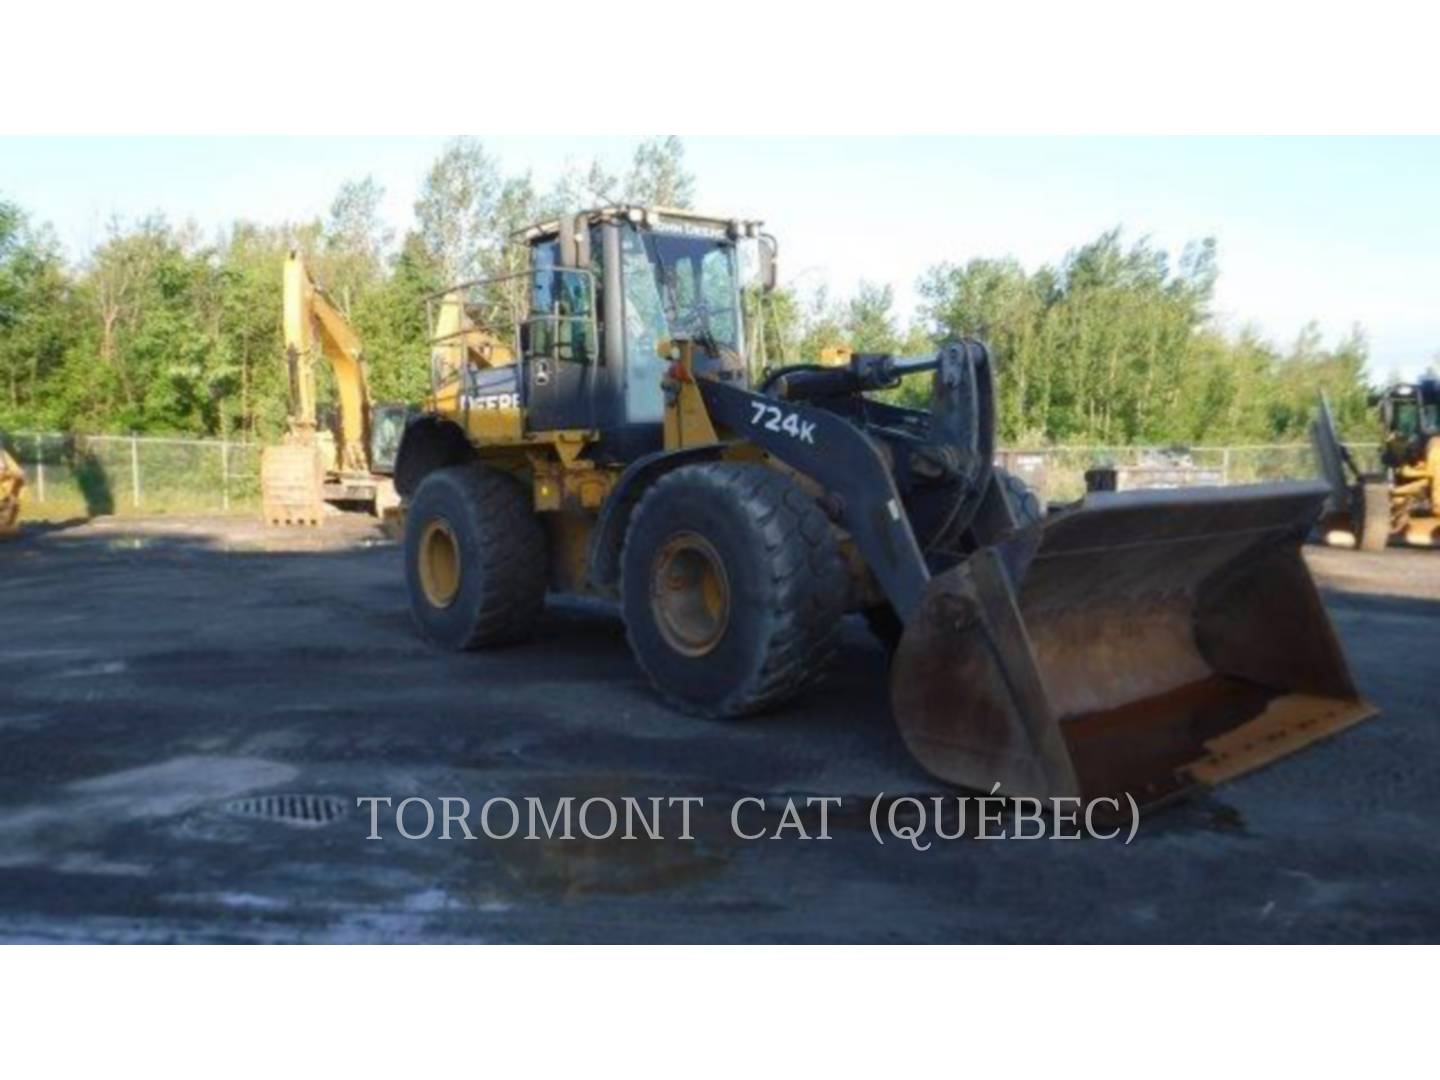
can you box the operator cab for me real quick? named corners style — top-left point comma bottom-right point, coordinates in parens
top-left (516, 206), bottom-right (773, 459)
top-left (1380, 377), bottom-right (1440, 467)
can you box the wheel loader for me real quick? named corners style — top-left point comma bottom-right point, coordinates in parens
top-left (260, 251), bottom-right (410, 524)
top-left (396, 205), bottom-right (1375, 807)
top-left (1312, 382), bottom-right (1440, 551)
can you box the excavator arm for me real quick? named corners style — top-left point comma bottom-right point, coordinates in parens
top-left (262, 253), bottom-right (400, 525)
top-left (283, 251), bottom-right (373, 476)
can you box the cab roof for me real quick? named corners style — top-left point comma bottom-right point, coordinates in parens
top-left (517, 204), bottom-right (765, 243)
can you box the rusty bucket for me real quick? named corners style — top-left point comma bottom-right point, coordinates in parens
top-left (891, 482), bottom-right (1377, 806)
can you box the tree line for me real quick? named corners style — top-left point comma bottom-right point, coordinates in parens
top-left (1, 136), bottom-right (1378, 445)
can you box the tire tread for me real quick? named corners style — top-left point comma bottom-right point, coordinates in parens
top-left (623, 462), bottom-right (845, 717)
top-left (407, 464), bottom-right (546, 649)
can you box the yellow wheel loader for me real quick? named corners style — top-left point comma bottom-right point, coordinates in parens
top-left (0, 448), bottom-right (24, 537)
top-left (260, 252), bottom-right (410, 525)
top-left (1312, 382), bottom-right (1440, 551)
top-left (396, 205), bottom-right (1375, 807)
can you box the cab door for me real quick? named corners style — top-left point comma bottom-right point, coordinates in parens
top-left (524, 239), bottom-right (597, 432)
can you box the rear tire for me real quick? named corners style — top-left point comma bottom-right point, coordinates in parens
top-left (405, 464), bottom-right (547, 649)
top-left (621, 462), bottom-right (846, 717)
top-left (1359, 480), bottom-right (1391, 553)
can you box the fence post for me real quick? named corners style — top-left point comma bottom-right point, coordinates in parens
top-left (131, 434), bottom-right (141, 509)
top-left (34, 432), bottom-right (45, 503)
top-left (221, 440), bottom-right (230, 512)
top-left (1222, 447), bottom-right (1231, 485)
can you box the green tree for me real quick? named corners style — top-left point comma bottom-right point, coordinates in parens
top-left (796, 286), bottom-right (847, 360)
top-left (0, 172), bottom-right (1379, 450)
top-left (324, 176), bottom-right (393, 316)
top-left (845, 281), bottom-right (901, 353)
top-left (414, 138), bottom-right (501, 284)
top-left (0, 199), bottom-right (82, 427)
top-left (353, 231), bottom-right (445, 407)
top-left (624, 136), bottom-right (696, 208)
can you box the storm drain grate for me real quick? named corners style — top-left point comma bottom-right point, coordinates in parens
top-left (223, 794), bottom-right (349, 827)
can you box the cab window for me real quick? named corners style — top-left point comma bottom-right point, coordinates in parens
top-left (528, 239), bottom-right (594, 363)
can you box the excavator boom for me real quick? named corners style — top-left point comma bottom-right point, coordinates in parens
top-left (261, 252), bottom-right (401, 524)
top-left (281, 252), bottom-right (372, 475)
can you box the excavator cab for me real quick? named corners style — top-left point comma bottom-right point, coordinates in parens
top-left (368, 403), bottom-right (412, 475)
top-left (1379, 379), bottom-right (1440, 468)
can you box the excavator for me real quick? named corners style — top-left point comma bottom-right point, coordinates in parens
top-left (1313, 381), bottom-right (1440, 551)
top-left (393, 204), bottom-right (1375, 807)
top-left (259, 251), bottom-right (409, 524)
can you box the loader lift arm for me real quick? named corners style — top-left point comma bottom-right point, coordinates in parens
top-left (697, 342), bottom-right (997, 620)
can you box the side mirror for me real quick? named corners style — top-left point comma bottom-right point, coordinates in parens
top-left (758, 234), bottom-right (778, 293)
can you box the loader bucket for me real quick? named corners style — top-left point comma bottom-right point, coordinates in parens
top-left (891, 482), bottom-right (1377, 807)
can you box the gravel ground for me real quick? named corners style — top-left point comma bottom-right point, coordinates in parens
top-left (0, 513), bottom-right (1436, 942)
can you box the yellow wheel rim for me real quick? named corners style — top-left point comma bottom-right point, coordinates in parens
top-left (650, 531), bottom-right (731, 657)
top-left (418, 518), bottom-right (461, 608)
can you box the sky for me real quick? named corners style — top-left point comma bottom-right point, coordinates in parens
top-left (1, 135), bottom-right (1436, 380)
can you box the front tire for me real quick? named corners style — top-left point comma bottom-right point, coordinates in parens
top-left (621, 462), bottom-right (846, 717)
top-left (405, 464), bottom-right (547, 649)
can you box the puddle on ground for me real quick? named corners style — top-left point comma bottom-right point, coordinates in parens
top-left (459, 775), bottom-right (742, 902)
top-left (488, 834), bottom-right (731, 900)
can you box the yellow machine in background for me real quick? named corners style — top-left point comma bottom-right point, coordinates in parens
top-left (1313, 381), bottom-right (1440, 551)
top-left (259, 252), bottom-right (408, 525)
top-left (0, 448), bottom-right (24, 537)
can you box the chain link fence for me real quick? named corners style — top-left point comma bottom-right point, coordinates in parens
top-left (1, 429), bottom-right (1360, 520)
top-left (995, 443), bottom-right (1374, 503)
top-left (1, 431), bottom-right (262, 519)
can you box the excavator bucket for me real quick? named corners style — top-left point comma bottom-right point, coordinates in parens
top-left (260, 442), bottom-right (326, 526)
top-left (891, 481), bottom-right (1376, 807)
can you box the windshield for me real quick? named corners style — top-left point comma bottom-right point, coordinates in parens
top-left (1392, 400), bottom-right (1420, 437)
top-left (618, 223), bottom-right (743, 423)
top-left (621, 225), bottom-right (741, 353)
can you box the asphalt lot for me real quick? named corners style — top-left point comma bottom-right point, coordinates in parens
top-left (1, 513), bottom-right (1437, 942)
